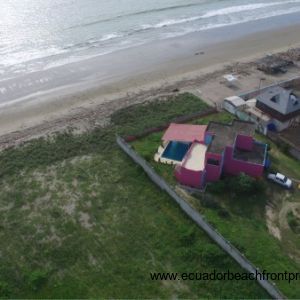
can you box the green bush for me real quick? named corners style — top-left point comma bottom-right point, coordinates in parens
top-left (198, 244), bottom-right (229, 267)
top-left (207, 180), bottom-right (226, 195)
top-left (287, 211), bottom-right (300, 234)
top-left (278, 141), bottom-right (290, 155)
top-left (218, 207), bottom-right (231, 219)
top-left (207, 173), bottom-right (266, 198)
top-left (179, 226), bottom-right (197, 246)
top-left (25, 270), bottom-right (48, 291)
top-left (200, 194), bottom-right (221, 209)
top-left (226, 173), bottom-right (266, 196)
top-left (0, 281), bottom-right (11, 298)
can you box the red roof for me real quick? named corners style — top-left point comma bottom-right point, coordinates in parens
top-left (162, 123), bottom-right (207, 143)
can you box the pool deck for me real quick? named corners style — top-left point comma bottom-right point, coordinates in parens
top-left (183, 143), bottom-right (207, 171)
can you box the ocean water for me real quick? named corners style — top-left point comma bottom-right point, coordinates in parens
top-left (1, 0), bottom-right (300, 79)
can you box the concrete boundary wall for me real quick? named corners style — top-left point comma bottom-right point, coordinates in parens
top-left (239, 76), bottom-right (300, 100)
top-left (267, 132), bottom-right (300, 161)
top-left (116, 136), bottom-right (285, 299)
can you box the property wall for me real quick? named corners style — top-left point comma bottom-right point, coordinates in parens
top-left (223, 146), bottom-right (264, 177)
top-left (174, 166), bottom-right (204, 188)
top-left (273, 119), bottom-right (293, 131)
top-left (239, 76), bottom-right (300, 100)
top-left (235, 134), bottom-right (254, 151)
top-left (117, 136), bottom-right (285, 299)
top-left (205, 152), bottom-right (222, 182)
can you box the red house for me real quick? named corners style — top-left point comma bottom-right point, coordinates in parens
top-left (157, 120), bottom-right (268, 189)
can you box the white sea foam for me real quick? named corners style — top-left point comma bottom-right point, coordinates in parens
top-left (141, 16), bottom-right (203, 29)
top-left (202, 0), bottom-right (300, 18)
top-left (99, 33), bottom-right (122, 41)
top-left (1, 0), bottom-right (300, 82)
top-left (141, 0), bottom-right (300, 30)
top-left (1, 47), bottom-right (68, 68)
top-left (159, 6), bottom-right (300, 39)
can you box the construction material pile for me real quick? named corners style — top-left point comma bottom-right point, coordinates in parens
top-left (257, 55), bottom-right (294, 74)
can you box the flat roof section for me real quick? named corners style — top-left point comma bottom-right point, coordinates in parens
top-left (234, 142), bottom-right (266, 165)
top-left (224, 96), bottom-right (246, 107)
top-left (207, 120), bottom-right (255, 154)
top-left (183, 143), bottom-right (207, 171)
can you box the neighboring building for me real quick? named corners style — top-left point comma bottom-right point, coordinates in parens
top-left (155, 120), bottom-right (268, 189)
top-left (223, 86), bottom-right (300, 134)
top-left (256, 86), bottom-right (300, 131)
top-left (223, 96), bottom-right (246, 115)
top-left (235, 98), bottom-right (271, 135)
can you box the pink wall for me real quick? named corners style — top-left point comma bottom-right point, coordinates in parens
top-left (235, 134), bottom-right (254, 151)
top-left (223, 146), bottom-right (264, 177)
top-left (205, 164), bottom-right (221, 182)
top-left (174, 165), bottom-right (204, 188)
top-left (205, 152), bottom-right (222, 182)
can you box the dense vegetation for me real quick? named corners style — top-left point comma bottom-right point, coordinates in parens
top-left (0, 94), bottom-right (267, 298)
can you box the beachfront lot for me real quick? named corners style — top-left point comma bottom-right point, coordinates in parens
top-left (0, 93), bottom-right (269, 298)
top-left (0, 91), bottom-right (298, 298)
top-left (131, 99), bottom-right (300, 298)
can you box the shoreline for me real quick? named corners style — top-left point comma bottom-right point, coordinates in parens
top-left (1, 14), bottom-right (300, 142)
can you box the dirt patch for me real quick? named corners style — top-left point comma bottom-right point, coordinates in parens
top-left (279, 124), bottom-right (300, 151)
top-left (279, 202), bottom-right (300, 230)
top-left (41, 225), bottom-right (63, 246)
top-left (79, 212), bottom-right (94, 230)
top-left (265, 204), bottom-right (281, 240)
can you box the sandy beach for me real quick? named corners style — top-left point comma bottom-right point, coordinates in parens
top-left (0, 12), bottom-right (300, 147)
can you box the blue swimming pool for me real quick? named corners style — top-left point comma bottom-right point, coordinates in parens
top-left (162, 141), bottom-right (191, 161)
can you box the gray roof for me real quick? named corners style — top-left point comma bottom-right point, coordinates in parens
top-left (207, 120), bottom-right (256, 154)
top-left (224, 96), bottom-right (246, 107)
top-left (257, 86), bottom-right (300, 115)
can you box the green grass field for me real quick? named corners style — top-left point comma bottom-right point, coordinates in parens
top-left (132, 110), bottom-right (300, 298)
top-left (0, 94), bottom-right (268, 298)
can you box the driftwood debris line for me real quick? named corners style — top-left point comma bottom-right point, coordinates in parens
top-left (116, 136), bottom-right (285, 299)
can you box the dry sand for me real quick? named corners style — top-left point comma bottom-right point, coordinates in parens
top-left (0, 21), bottom-right (300, 148)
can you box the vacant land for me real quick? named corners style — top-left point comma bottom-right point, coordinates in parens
top-left (132, 110), bottom-right (300, 298)
top-left (0, 94), bottom-right (267, 298)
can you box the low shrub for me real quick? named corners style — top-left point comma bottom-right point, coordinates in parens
top-left (218, 207), bottom-right (231, 219)
top-left (226, 173), bottom-right (266, 196)
top-left (287, 211), bottom-right (300, 234)
top-left (200, 194), bottom-right (221, 209)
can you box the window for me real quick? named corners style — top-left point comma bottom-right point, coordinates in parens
top-left (207, 158), bottom-right (219, 166)
top-left (270, 94), bottom-right (280, 103)
top-left (290, 94), bottom-right (299, 106)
